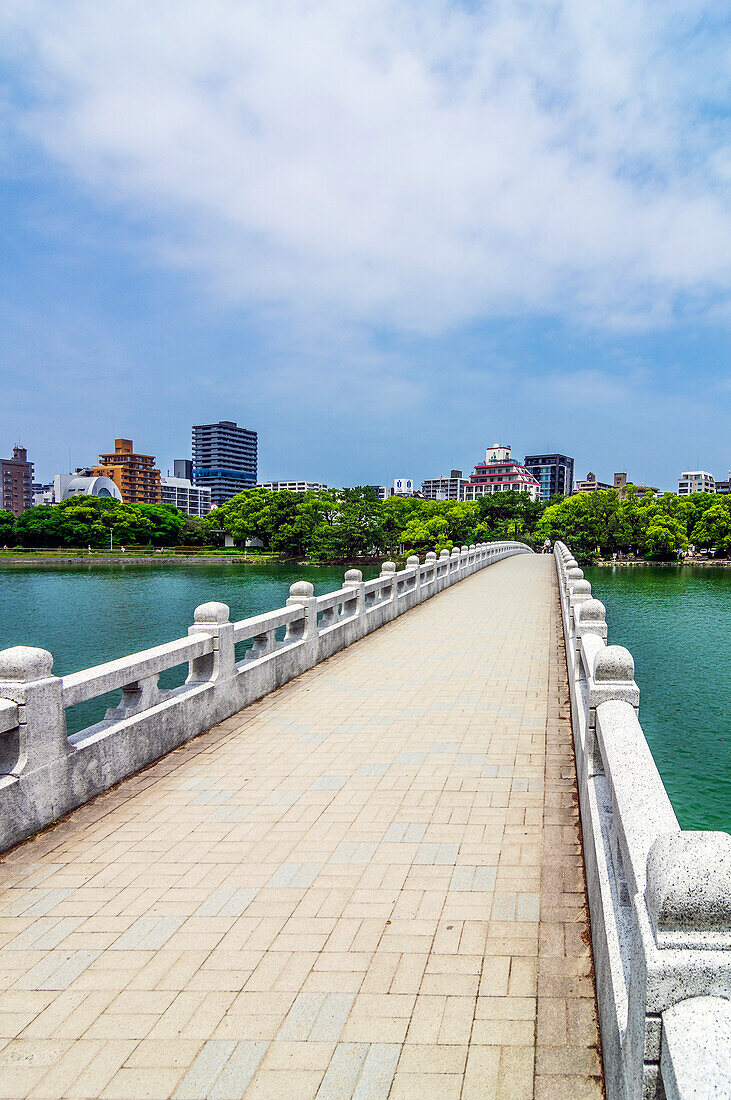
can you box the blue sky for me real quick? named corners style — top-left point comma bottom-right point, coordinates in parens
top-left (1, 0), bottom-right (729, 491)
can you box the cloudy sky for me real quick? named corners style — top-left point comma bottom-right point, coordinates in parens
top-left (1, 0), bottom-right (729, 490)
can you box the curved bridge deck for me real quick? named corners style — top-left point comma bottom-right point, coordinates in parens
top-left (0, 556), bottom-right (602, 1099)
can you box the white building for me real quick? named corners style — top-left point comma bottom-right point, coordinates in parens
top-left (422, 471), bottom-right (466, 501)
top-left (257, 481), bottom-right (328, 493)
top-left (35, 471), bottom-right (124, 506)
top-left (462, 445), bottom-right (541, 502)
top-left (677, 471), bottom-right (716, 496)
top-left (160, 476), bottom-right (212, 516)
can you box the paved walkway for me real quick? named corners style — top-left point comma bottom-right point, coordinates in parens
top-left (0, 555), bottom-right (602, 1099)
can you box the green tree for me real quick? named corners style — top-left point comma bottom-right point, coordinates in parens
top-left (691, 502), bottom-right (731, 555)
top-left (0, 510), bottom-right (15, 545)
top-left (644, 514), bottom-right (687, 560)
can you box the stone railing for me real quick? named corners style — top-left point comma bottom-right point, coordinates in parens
top-left (0, 541), bottom-right (532, 853)
top-left (554, 542), bottom-right (731, 1100)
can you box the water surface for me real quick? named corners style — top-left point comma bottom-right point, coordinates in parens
top-left (0, 561), bottom-right (378, 733)
top-left (585, 565), bottom-right (729, 832)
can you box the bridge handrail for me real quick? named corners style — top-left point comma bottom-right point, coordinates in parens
top-left (0, 539), bottom-right (532, 852)
top-left (0, 698), bottom-right (18, 736)
top-left (61, 634), bottom-right (214, 707)
top-left (554, 541), bottom-right (731, 1100)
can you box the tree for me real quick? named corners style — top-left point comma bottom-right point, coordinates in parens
top-left (644, 514), bottom-right (687, 560)
top-left (691, 502), bottom-right (731, 555)
top-left (0, 510), bottom-right (15, 545)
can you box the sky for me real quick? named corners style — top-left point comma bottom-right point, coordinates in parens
top-left (0, 0), bottom-right (729, 492)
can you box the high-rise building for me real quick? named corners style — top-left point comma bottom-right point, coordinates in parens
top-left (575, 471), bottom-right (612, 494)
top-left (94, 439), bottom-right (161, 504)
top-left (192, 421), bottom-right (258, 508)
top-left (0, 445), bottom-right (34, 516)
top-left (462, 445), bottom-right (540, 502)
top-left (421, 470), bottom-right (466, 501)
top-left (523, 454), bottom-right (574, 502)
top-left (160, 476), bottom-right (212, 516)
top-left (678, 471), bottom-right (715, 496)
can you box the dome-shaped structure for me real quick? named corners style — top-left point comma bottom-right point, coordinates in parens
top-left (56, 475), bottom-right (123, 502)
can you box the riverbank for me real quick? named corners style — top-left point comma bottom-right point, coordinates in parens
top-left (593, 557), bottom-right (730, 567)
top-left (0, 551), bottom-right (391, 567)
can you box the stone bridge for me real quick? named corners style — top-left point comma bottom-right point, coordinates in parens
top-left (0, 543), bottom-right (728, 1099)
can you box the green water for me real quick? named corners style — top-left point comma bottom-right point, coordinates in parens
top-left (0, 561), bottom-right (378, 733)
top-left (585, 566), bottom-right (730, 833)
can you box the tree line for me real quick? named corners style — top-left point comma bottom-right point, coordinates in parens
top-left (1, 485), bottom-right (729, 561)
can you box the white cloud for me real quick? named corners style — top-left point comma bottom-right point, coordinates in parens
top-left (1, 0), bottom-right (730, 333)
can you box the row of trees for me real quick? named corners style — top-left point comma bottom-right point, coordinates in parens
top-left (1, 485), bottom-right (729, 561)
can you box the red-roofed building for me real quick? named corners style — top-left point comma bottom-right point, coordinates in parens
top-left (463, 444), bottom-right (541, 502)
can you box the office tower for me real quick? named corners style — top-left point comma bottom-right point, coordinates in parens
top-left (524, 454), bottom-right (575, 502)
top-left (192, 421), bottom-right (258, 508)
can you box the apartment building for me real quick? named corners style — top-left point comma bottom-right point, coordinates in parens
top-left (94, 439), bottom-right (161, 504)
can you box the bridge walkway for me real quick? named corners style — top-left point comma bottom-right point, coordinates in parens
top-left (0, 555), bottom-right (602, 1099)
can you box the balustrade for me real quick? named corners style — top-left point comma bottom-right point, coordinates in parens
top-left (554, 542), bottom-right (730, 1100)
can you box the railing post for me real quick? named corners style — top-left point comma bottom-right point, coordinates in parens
top-left (187, 602), bottom-right (235, 684)
top-left (406, 554), bottom-right (420, 599)
top-left (0, 646), bottom-right (68, 775)
top-left (624, 832), bottom-right (731, 1097)
top-left (588, 646), bottom-right (639, 776)
top-left (379, 561), bottom-right (397, 609)
top-left (450, 547), bottom-right (460, 580)
top-left (343, 568), bottom-right (366, 627)
top-left (285, 581), bottom-right (318, 640)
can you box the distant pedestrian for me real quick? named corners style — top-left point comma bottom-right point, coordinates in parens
top-left (542, 538), bottom-right (551, 554)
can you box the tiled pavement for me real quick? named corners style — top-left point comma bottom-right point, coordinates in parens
top-left (0, 555), bottom-right (603, 1098)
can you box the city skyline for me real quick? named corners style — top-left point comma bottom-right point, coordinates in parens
top-left (10, 421), bottom-right (729, 499)
top-left (1, 3), bottom-right (729, 495)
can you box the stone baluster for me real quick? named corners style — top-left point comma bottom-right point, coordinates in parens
top-left (450, 547), bottom-right (461, 576)
top-left (406, 554), bottom-right (420, 593)
top-left (286, 581), bottom-right (318, 644)
top-left (588, 646), bottom-right (639, 778)
top-left (342, 568), bottom-right (365, 620)
top-left (624, 832), bottom-right (731, 1096)
top-left (576, 599), bottom-right (607, 644)
top-left (105, 673), bottom-right (165, 721)
top-left (0, 646), bottom-right (69, 776)
top-left (380, 560), bottom-right (397, 604)
top-left (187, 602), bottom-right (235, 683)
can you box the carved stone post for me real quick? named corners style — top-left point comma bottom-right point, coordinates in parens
top-left (624, 832), bottom-right (731, 1097)
top-left (343, 568), bottom-right (366, 626)
top-left (380, 561), bottom-right (397, 608)
top-left (286, 581), bottom-right (317, 640)
top-left (588, 646), bottom-right (639, 776)
top-left (406, 554), bottom-right (420, 597)
top-left (0, 646), bottom-right (68, 776)
top-left (187, 602), bottom-right (235, 684)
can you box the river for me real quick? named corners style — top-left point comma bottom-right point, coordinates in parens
top-left (585, 564), bottom-right (729, 833)
top-left (0, 559), bottom-right (727, 831)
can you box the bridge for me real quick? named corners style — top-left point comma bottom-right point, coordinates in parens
top-left (0, 544), bottom-right (728, 1099)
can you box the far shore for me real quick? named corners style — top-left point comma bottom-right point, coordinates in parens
top-left (592, 558), bottom-right (730, 567)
